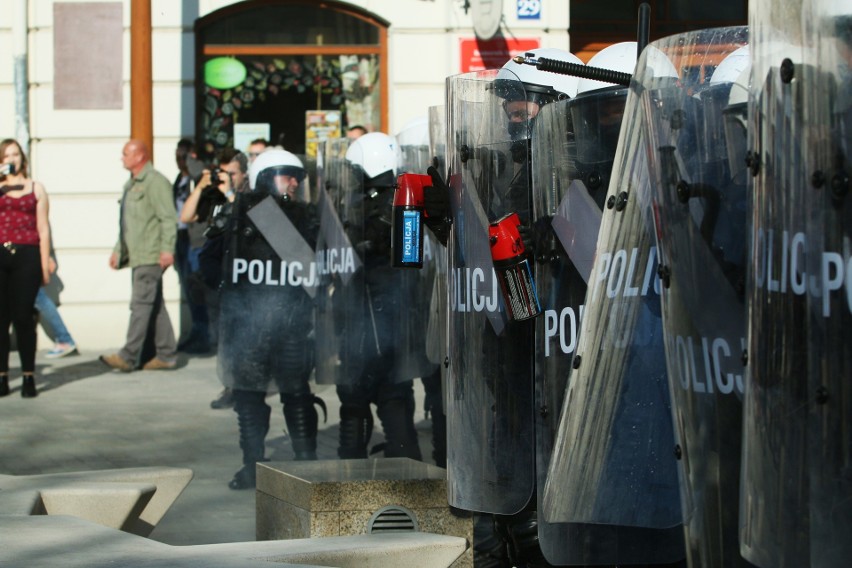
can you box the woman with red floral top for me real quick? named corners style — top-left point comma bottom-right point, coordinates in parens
top-left (0, 139), bottom-right (51, 398)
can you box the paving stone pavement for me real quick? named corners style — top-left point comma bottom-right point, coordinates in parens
top-left (0, 348), bottom-right (438, 546)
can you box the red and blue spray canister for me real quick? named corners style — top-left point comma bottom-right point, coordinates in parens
top-left (391, 173), bottom-right (431, 268)
top-left (489, 213), bottom-right (542, 321)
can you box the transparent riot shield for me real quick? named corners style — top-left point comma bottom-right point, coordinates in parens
top-left (313, 137), bottom-right (364, 386)
top-left (739, 2), bottom-right (811, 565)
top-left (424, 105), bottom-right (450, 468)
top-left (426, 105), bottom-right (449, 370)
top-left (541, 51), bottom-right (684, 565)
top-left (445, 69), bottom-right (536, 514)
top-left (802, 3), bottom-right (852, 564)
top-left (218, 190), bottom-right (319, 393)
top-left (394, 119), bottom-right (441, 383)
top-left (315, 135), bottom-right (429, 388)
top-left (533, 85), bottom-right (638, 563)
top-left (642, 27), bottom-right (755, 568)
top-left (742, 2), bottom-right (852, 566)
top-left (396, 116), bottom-right (432, 175)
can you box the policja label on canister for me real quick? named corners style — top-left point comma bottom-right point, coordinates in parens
top-left (489, 212), bottom-right (542, 321)
top-left (391, 173), bottom-right (431, 268)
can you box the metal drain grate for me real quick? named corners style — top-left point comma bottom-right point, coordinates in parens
top-left (367, 505), bottom-right (419, 533)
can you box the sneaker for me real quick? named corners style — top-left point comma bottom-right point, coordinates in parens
top-left (46, 343), bottom-right (78, 359)
top-left (142, 357), bottom-right (177, 371)
top-left (99, 353), bottom-right (134, 372)
top-left (210, 387), bottom-right (234, 409)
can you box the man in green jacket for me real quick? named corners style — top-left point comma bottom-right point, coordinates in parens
top-left (100, 139), bottom-right (178, 371)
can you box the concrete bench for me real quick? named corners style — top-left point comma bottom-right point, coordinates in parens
top-left (0, 466), bottom-right (193, 536)
top-left (256, 458), bottom-right (472, 567)
top-left (0, 514), bottom-right (467, 567)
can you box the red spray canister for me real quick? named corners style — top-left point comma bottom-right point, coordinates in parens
top-left (391, 173), bottom-right (431, 268)
top-left (489, 213), bottom-right (542, 321)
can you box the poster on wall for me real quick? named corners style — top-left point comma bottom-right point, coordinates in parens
top-left (459, 37), bottom-right (541, 72)
top-left (234, 123), bottom-right (271, 154)
top-left (305, 110), bottom-right (342, 159)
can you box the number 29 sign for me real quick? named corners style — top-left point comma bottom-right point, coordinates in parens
top-left (517, 0), bottom-right (541, 20)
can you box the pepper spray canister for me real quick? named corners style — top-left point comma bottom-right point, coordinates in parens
top-left (391, 173), bottom-right (431, 268)
top-left (489, 213), bottom-right (542, 321)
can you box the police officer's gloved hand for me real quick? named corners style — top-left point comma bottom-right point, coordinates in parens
top-left (424, 166), bottom-right (451, 246)
top-left (517, 216), bottom-right (555, 261)
top-left (517, 224), bottom-right (536, 257)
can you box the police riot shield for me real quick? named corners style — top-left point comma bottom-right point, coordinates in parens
top-left (541, 49), bottom-right (684, 564)
top-left (425, 105), bottom-right (449, 370)
top-left (802, 3), bottom-right (852, 564)
top-left (395, 118), bottom-right (441, 382)
top-left (343, 135), bottom-right (433, 387)
top-left (533, 86), bottom-right (637, 563)
top-left (739, 2), bottom-right (811, 565)
top-left (315, 135), bottom-right (427, 388)
top-left (742, 2), bottom-right (852, 566)
top-left (642, 27), bottom-right (755, 568)
top-left (424, 105), bottom-right (450, 467)
top-left (313, 137), bottom-right (364, 386)
top-left (445, 69), bottom-right (536, 514)
top-left (218, 189), bottom-right (319, 393)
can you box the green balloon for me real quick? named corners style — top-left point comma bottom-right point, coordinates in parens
top-left (204, 57), bottom-right (247, 90)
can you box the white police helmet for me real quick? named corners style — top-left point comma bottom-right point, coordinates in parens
top-left (710, 45), bottom-right (750, 86)
top-left (395, 116), bottom-right (429, 147)
top-left (639, 44), bottom-right (681, 83)
top-left (249, 148), bottom-right (306, 192)
top-left (577, 42), bottom-right (638, 95)
top-left (345, 132), bottom-right (398, 180)
top-left (395, 116), bottom-right (430, 173)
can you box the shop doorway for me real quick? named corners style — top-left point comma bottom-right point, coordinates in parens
top-left (195, 1), bottom-right (388, 161)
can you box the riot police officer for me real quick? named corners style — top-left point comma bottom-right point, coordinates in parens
top-left (320, 132), bottom-right (423, 461)
top-left (217, 148), bottom-right (325, 490)
top-left (395, 116), bottom-right (447, 467)
top-left (424, 48), bottom-right (584, 567)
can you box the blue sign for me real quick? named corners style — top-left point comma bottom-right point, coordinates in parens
top-left (517, 0), bottom-right (541, 20)
top-left (401, 210), bottom-right (421, 264)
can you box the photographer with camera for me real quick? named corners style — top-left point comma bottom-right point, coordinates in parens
top-left (180, 148), bottom-right (249, 225)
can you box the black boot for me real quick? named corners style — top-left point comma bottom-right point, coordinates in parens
top-left (474, 514), bottom-right (512, 568)
top-left (281, 392), bottom-right (326, 460)
top-left (496, 502), bottom-right (554, 568)
top-left (21, 375), bottom-right (37, 398)
top-left (338, 403), bottom-right (374, 459)
top-left (229, 391), bottom-right (270, 490)
top-left (0, 374), bottom-right (9, 397)
top-left (376, 391), bottom-right (422, 460)
top-left (431, 409), bottom-right (447, 467)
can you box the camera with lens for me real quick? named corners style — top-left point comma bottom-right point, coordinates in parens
top-left (208, 168), bottom-right (223, 191)
top-left (196, 169), bottom-right (228, 224)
